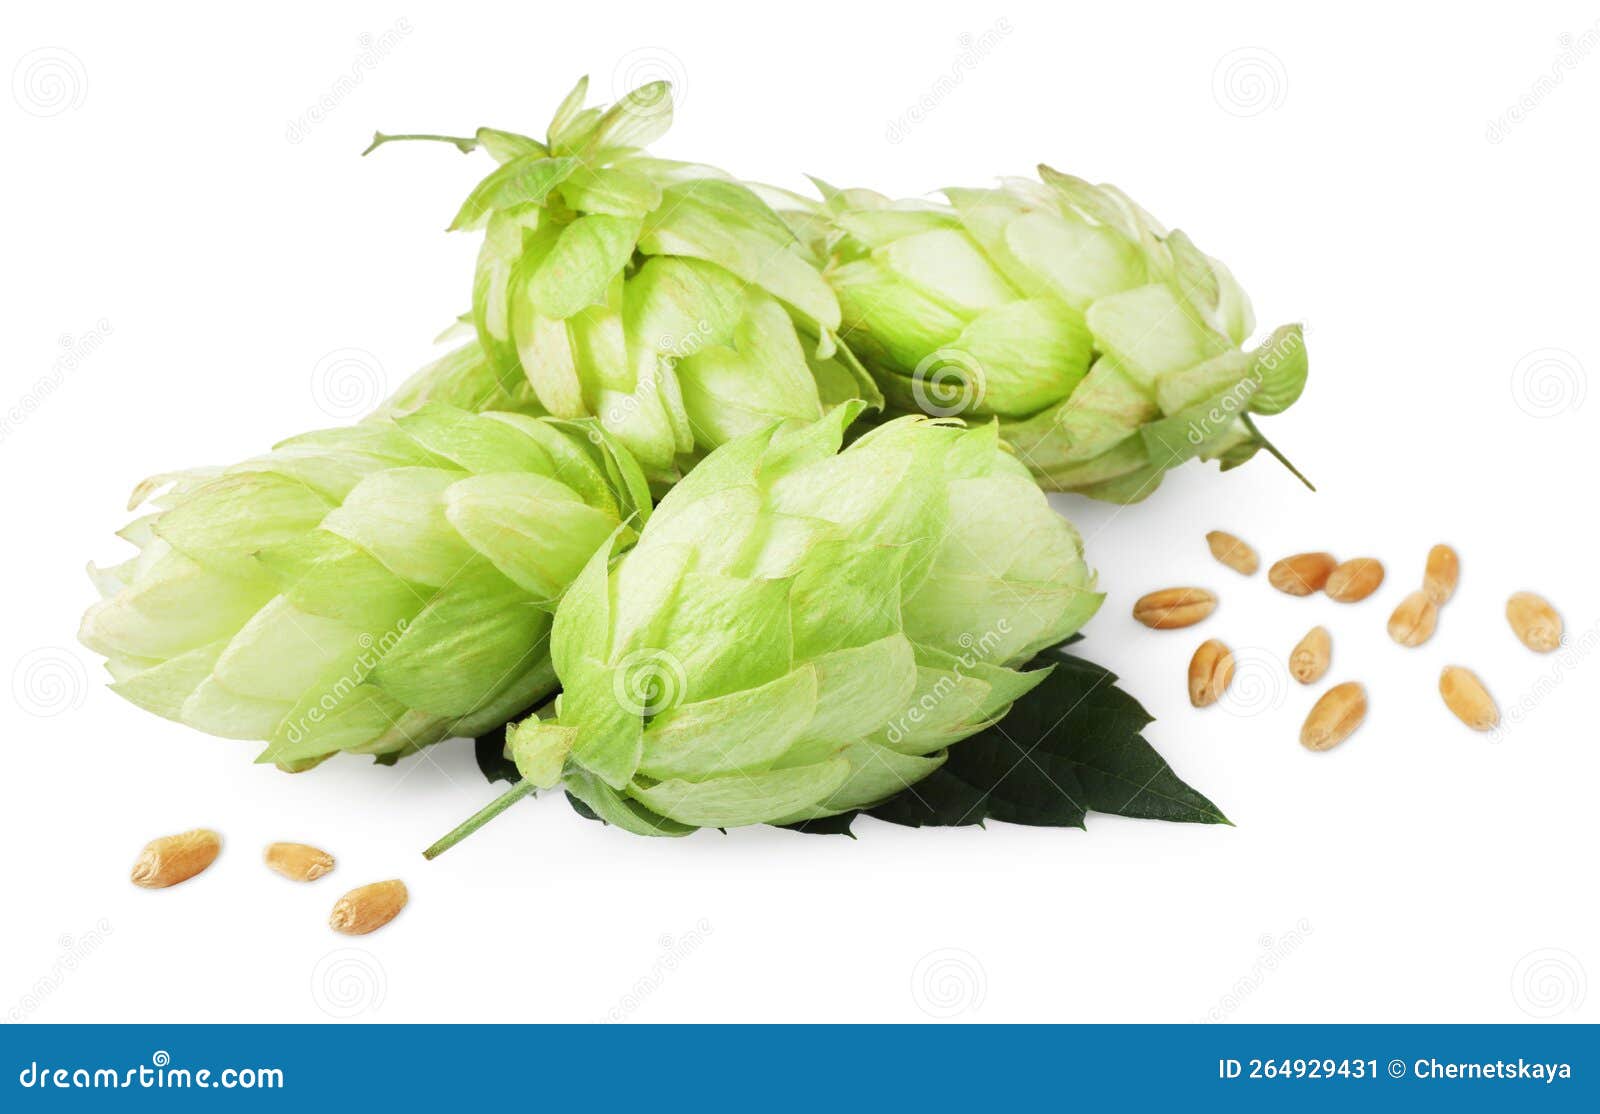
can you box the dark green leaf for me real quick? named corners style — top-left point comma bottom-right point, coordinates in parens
top-left (797, 642), bottom-right (1229, 835)
top-left (777, 812), bottom-right (859, 838)
top-left (474, 720), bottom-right (524, 786)
top-left (471, 641), bottom-right (1228, 837)
top-left (565, 791), bottom-right (600, 822)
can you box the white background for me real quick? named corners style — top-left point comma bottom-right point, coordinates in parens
top-left (2, 1), bottom-right (1595, 1024)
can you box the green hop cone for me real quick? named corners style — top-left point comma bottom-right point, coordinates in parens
top-left (372, 337), bottom-right (542, 419)
top-left (367, 78), bottom-right (881, 485)
top-left (443, 403), bottom-right (1102, 842)
top-left (808, 171), bottom-right (1309, 501)
top-left (79, 400), bottom-right (650, 770)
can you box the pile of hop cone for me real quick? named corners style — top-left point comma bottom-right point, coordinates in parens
top-left (80, 79), bottom-right (1307, 846)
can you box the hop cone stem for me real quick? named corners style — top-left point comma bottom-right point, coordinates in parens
top-left (423, 780), bottom-right (534, 860)
top-left (1242, 415), bottom-right (1315, 492)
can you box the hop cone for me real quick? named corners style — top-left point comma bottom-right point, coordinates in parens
top-left (808, 171), bottom-right (1309, 501)
top-left (79, 400), bottom-right (649, 769)
top-left (368, 78), bottom-right (880, 484)
top-left (502, 403), bottom-right (1102, 835)
top-left (373, 337), bottom-right (542, 418)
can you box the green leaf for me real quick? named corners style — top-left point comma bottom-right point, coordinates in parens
top-left (788, 642), bottom-right (1229, 835)
top-left (1245, 324), bottom-right (1309, 415)
top-left (450, 155), bottom-right (579, 232)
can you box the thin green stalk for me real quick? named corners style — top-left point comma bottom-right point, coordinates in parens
top-left (362, 131), bottom-right (479, 157)
top-left (423, 780), bottom-right (533, 860)
top-left (1242, 415), bottom-right (1315, 492)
